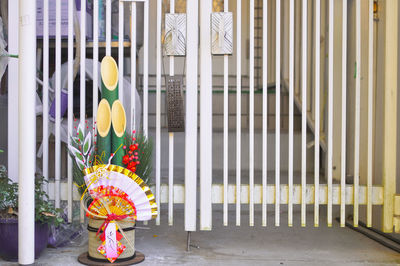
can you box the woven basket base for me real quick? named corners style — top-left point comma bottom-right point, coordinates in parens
top-left (78, 251), bottom-right (145, 265)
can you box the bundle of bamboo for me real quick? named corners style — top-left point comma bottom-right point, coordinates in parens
top-left (96, 99), bottom-right (112, 162)
top-left (96, 56), bottom-right (126, 166)
top-left (111, 100), bottom-right (126, 166)
top-left (101, 56), bottom-right (119, 106)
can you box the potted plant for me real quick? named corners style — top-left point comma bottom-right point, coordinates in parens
top-left (0, 163), bottom-right (64, 261)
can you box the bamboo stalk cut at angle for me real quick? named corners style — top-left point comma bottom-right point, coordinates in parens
top-left (101, 56), bottom-right (119, 105)
top-left (111, 100), bottom-right (127, 166)
top-left (96, 99), bottom-right (112, 163)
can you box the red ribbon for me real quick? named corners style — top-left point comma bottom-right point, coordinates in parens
top-left (96, 213), bottom-right (128, 240)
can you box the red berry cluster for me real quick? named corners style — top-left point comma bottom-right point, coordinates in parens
top-left (122, 131), bottom-right (140, 173)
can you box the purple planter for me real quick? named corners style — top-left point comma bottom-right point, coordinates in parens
top-left (0, 218), bottom-right (49, 261)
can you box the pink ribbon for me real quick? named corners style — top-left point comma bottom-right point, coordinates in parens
top-left (96, 213), bottom-right (128, 241)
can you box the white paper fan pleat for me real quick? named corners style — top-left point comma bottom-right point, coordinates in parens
top-left (83, 164), bottom-right (158, 221)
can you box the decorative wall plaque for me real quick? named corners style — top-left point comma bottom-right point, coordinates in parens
top-left (166, 76), bottom-right (185, 132)
top-left (211, 12), bottom-right (233, 55)
top-left (165, 13), bottom-right (187, 56)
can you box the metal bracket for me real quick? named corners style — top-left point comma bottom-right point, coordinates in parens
top-left (186, 232), bottom-right (200, 251)
top-left (211, 12), bottom-right (233, 55)
top-left (165, 13), bottom-right (187, 56)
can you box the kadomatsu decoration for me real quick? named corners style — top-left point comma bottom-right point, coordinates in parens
top-left (69, 56), bottom-right (156, 264)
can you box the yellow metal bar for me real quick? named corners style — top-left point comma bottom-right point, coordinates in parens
top-left (382, 0), bottom-right (398, 233)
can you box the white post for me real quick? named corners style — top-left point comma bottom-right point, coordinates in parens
top-left (301, 0), bottom-right (307, 227)
top-left (156, 0), bottom-right (162, 226)
top-left (185, 0), bottom-right (199, 232)
top-left (262, 0), bottom-right (268, 227)
top-left (18, 0), bottom-right (36, 263)
top-left (143, 0), bottom-right (149, 136)
top-left (275, 0), bottom-right (281, 227)
top-left (236, 0), bottom-right (242, 227)
top-left (249, 0), bottom-right (255, 227)
top-left (8, 0), bottom-right (19, 182)
top-left (169, 0), bottom-right (175, 227)
top-left (106, 0), bottom-right (112, 56)
top-left (200, 0), bottom-right (212, 231)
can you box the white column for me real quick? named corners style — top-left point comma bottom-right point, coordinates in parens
top-left (236, 0), bottom-right (242, 227)
top-left (18, 0), bottom-right (36, 263)
top-left (106, 0), bottom-right (112, 56)
top-left (200, 0), bottom-right (212, 231)
top-left (262, 0), bottom-right (268, 227)
top-left (275, 0), bottom-right (281, 227)
top-left (156, 0), bottom-right (162, 226)
top-left (340, 0), bottom-right (347, 228)
top-left (249, 0), bottom-right (255, 227)
top-left (55, 0), bottom-right (62, 209)
top-left (288, 0), bottom-right (294, 227)
top-left (223, 0), bottom-right (229, 227)
top-left (67, 0), bottom-right (74, 223)
top-left (8, 0), bottom-right (19, 182)
top-left (143, 0), bottom-right (149, 136)
top-left (185, 0), bottom-right (199, 232)
top-left (169, 0), bottom-right (175, 227)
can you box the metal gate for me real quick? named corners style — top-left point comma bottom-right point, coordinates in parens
top-left (9, 1), bottom-right (400, 262)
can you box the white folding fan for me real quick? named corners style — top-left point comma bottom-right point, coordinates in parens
top-left (83, 164), bottom-right (158, 221)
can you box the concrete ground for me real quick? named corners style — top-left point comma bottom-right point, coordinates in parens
top-left (1, 207), bottom-right (399, 266)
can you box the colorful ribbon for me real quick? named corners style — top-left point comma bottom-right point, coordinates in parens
top-left (96, 213), bottom-right (129, 240)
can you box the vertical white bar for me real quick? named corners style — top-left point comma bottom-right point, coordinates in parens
top-left (262, 0), bottom-right (268, 227)
top-left (275, 0), bottom-right (281, 227)
top-left (156, 0), bottom-right (162, 226)
top-left (18, 0), bottom-right (36, 263)
top-left (8, 0), bottom-right (19, 183)
top-left (327, 0), bottom-right (334, 227)
top-left (80, 0), bottom-right (86, 126)
top-left (118, 1), bottom-right (124, 102)
top-left (143, 0), bottom-right (149, 136)
top-left (67, 0), bottom-right (74, 223)
top-left (80, 0), bottom-right (87, 223)
top-left (249, 0), bottom-right (255, 227)
top-left (185, 0), bottom-right (199, 232)
top-left (288, 0), bottom-right (294, 227)
top-left (168, 130), bottom-right (174, 226)
top-left (340, 0), bottom-right (347, 228)
top-left (93, 0), bottom-right (99, 127)
top-left (314, 0), bottom-right (321, 227)
top-left (367, 0), bottom-right (374, 228)
top-left (300, 0), bottom-right (307, 227)
top-left (55, 0), bottom-right (61, 209)
top-left (236, 0), bottom-right (242, 227)
top-left (43, 0), bottom-right (49, 192)
top-left (200, 0), bottom-right (213, 231)
top-left (106, 0), bottom-right (112, 56)
top-left (354, 0), bottom-right (361, 227)
top-left (169, 0), bottom-right (175, 227)
top-left (223, 0), bottom-right (229, 227)
top-left (131, 3), bottom-right (137, 131)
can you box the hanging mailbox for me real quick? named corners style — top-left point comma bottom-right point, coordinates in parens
top-left (211, 12), bottom-right (233, 55)
top-left (165, 13), bottom-right (187, 56)
top-left (166, 76), bottom-right (185, 132)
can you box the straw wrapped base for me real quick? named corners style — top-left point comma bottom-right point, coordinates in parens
top-left (87, 218), bottom-right (136, 262)
top-left (78, 251), bottom-right (145, 265)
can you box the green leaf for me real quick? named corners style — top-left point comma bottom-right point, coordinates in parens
top-left (77, 123), bottom-right (84, 144)
top-left (75, 157), bottom-right (86, 171)
top-left (83, 131), bottom-right (91, 155)
top-left (68, 145), bottom-right (84, 161)
top-left (72, 137), bottom-right (81, 145)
